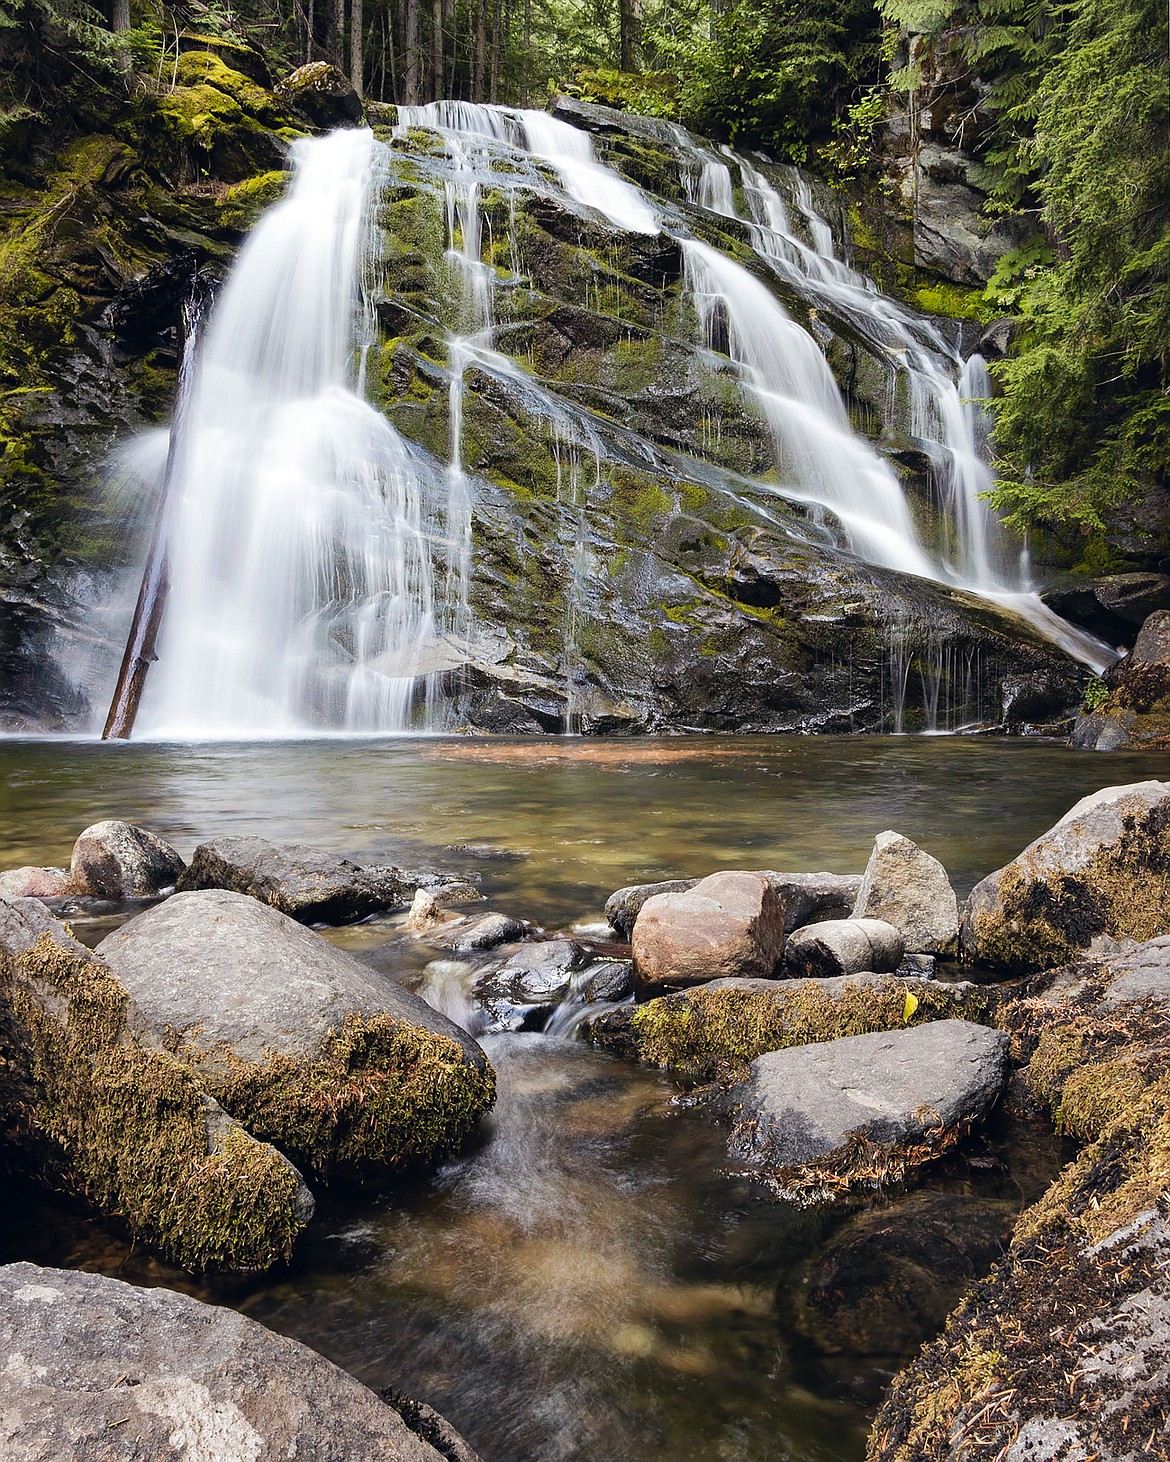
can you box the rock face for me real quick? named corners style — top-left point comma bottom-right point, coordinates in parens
top-left (1072, 609), bottom-right (1170, 750)
top-left (177, 835), bottom-right (476, 924)
top-left (96, 889), bottom-right (495, 1183)
top-left (69, 821), bottom-right (185, 899)
top-left (784, 918), bottom-right (905, 978)
top-left (1097, 935), bottom-right (1170, 1005)
top-left (0, 1263), bottom-right (473, 1461)
top-left (0, 867), bottom-right (70, 899)
top-left (851, 832), bottom-right (959, 954)
top-left (0, 897), bottom-right (314, 1273)
top-left (589, 972), bottom-right (990, 1081)
top-left (726, 1020), bottom-right (1009, 1195)
top-left (631, 871), bottom-right (786, 989)
top-left (960, 781), bottom-right (1170, 972)
top-left (1042, 573), bottom-right (1170, 645)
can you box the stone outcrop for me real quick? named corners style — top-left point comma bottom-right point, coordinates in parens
top-left (96, 889), bottom-right (495, 1184)
top-left (725, 1020), bottom-right (1009, 1198)
top-left (1041, 572), bottom-right (1170, 645)
top-left (0, 1263), bottom-right (477, 1460)
top-left (68, 820), bottom-right (185, 899)
top-left (631, 871), bottom-right (786, 989)
top-left (851, 832), bottom-right (959, 954)
top-left (1072, 609), bottom-right (1170, 751)
top-left (0, 897), bottom-right (314, 1273)
top-left (588, 972), bottom-right (990, 1081)
top-left (176, 835), bottom-right (478, 924)
top-left (960, 780), bottom-right (1170, 972)
top-left (784, 918), bottom-right (905, 978)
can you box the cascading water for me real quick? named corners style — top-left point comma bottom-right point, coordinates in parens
top-left (137, 128), bottom-right (445, 737)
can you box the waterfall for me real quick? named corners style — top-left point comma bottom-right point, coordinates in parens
top-left (138, 128), bottom-right (445, 737)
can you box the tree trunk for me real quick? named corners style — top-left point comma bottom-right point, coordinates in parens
top-left (619, 0), bottom-right (642, 71)
top-left (473, 0), bottom-right (486, 101)
top-left (349, 0), bottom-right (363, 92)
top-left (489, 0), bottom-right (501, 102)
top-left (432, 0), bottom-right (443, 99)
top-left (404, 0), bottom-right (421, 103)
top-left (332, 0), bottom-right (346, 70)
top-left (520, 0), bottom-right (530, 103)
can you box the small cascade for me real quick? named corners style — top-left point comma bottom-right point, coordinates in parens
top-left (138, 129), bottom-right (445, 737)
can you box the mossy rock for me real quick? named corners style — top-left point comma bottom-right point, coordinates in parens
top-left (151, 53), bottom-right (292, 181)
top-left (588, 973), bottom-right (992, 1082)
top-left (96, 890), bottom-right (496, 1185)
top-left (0, 898), bottom-right (313, 1273)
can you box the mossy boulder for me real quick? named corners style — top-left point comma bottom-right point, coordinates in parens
top-left (274, 62), bottom-right (363, 130)
top-left (588, 973), bottom-right (992, 1083)
top-left (151, 52), bottom-right (294, 181)
top-left (0, 1263), bottom-right (475, 1460)
top-left (869, 974), bottom-right (1170, 1461)
top-left (0, 897), bottom-right (314, 1273)
top-left (96, 889), bottom-right (496, 1184)
top-left (960, 781), bottom-right (1170, 973)
top-left (1071, 609), bottom-right (1170, 751)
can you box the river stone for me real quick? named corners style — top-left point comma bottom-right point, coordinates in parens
top-left (605, 870), bottom-right (859, 940)
top-left (851, 832), bottom-right (959, 954)
top-left (452, 912), bottom-right (527, 951)
top-left (176, 834), bottom-right (475, 925)
top-left (96, 889), bottom-right (495, 1184)
top-left (0, 866), bottom-right (70, 899)
top-left (632, 871), bottom-right (786, 989)
top-left (477, 938), bottom-right (583, 1004)
top-left (784, 918), bottom-right (904, 978)
top-left (1098, 935), bottom-right (1170, 1006)
top-left (0, 897), bottom-right (314, 1273)
top-left (0, 1263), bottom-right (474, 1461)
top-left (960, 781), bottom-right (1170, 973)
top-left (69, 820), bottom-right (185, 899)
top-left (726, 1019), bottom-right (1010, 1191)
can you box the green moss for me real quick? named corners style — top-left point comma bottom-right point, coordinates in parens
top-left (599, 978), bottom-right (991, 1082)
top-left (186, 1012), bottom-right (497, 1185)
top-left (904, 278), bottom-right (989, 322)
top-left (0, 931), bottom-right (305, 1273)
top-left (219, 169), bottom-right (290, 230)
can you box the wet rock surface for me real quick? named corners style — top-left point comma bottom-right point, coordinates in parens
top-left (0, 1263), bottom-right (467, 1460)
top-left (68, 820), bottom-right (185, 899)
top-left (631, 871), bottom-right (786, 989)
top-left (1072, 609), bottom-right (1170, 751)
top-left (452, 912), bottom-right (527, 951)
top-left (961, 780), bottom-right (1170, 972)
top-left (96, 889), bottom-right (495, 1183)
top-left (177, 834), bottom-right (476, 924)
top-left (784, 917), bottom-right (905, 978)
top-left (0, 896), bottom-right (314, 1272)
top-left (725, 1020), bottom-right (1010, 1195)
top-left (852, 832), bottom-right (958, 954)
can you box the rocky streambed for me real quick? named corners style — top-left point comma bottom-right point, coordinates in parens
top-left (0, 746), bottom-right (1168, 1459)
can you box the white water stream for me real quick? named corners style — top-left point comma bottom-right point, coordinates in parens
top-left (125, 104), bottom-right (1110, 737)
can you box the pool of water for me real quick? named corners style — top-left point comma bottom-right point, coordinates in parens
top-left (0, 733), bottom-right (1161, 1460)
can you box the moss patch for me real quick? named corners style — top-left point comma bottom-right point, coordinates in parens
top-left (0, 930), bottom-right (306, 1273)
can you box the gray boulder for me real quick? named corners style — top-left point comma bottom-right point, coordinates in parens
top-left (0, 1263), bottom-right (476, 1461)
top-left (961, 781), bottom-right (1170, 972)
top-left (0, 866), bottom-right (69, 898)
top-left (0, 897), bottom-right (314, 1273)
top-left (96, 889), bottom-right (495, 1183)
top-left (726, 1019), bottom-right (1010, 1195)
top-left (784, 918), bottom-right (904, 978)
top-left (1098, 936), bottom-right (1170, 1006)
top-left (605, 870), bottom-right (859, 940)
top-left (851, 832), bottom-right (959, 954)
top-left (274, 61), bottom-right (363, 128)
top-left (69, 820), bottom-right (185, 899)
top-left (177, 834), bottom-right (477, 925)
top-left (452, 912), bottom-right (527, 952)
top-left (632, 871), bottom-right (786, 988)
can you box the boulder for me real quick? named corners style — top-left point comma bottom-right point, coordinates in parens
top-left (784, 918), bottom-right (904, 978)
top-left (452, 912), bottom-right (527, 952)
top-left (725, 1019), bottom-right (1010, 1196)
top-left (0, 1263), bottom-right (476, 1460)
top-left (0, 897), bottom-right (314, 1273)
top-left (631, 871), bottom-right (786, 989)
top-left (96, 889), bottom-right (495, 1184)
top-left (1041, 573), bottom-right (1170, 644)
top-left (960, 781), bottom-right (1170, 972)
top-left (1071, 610), bottom-right (1170, 751)
top-left (68, 820), bottom-right (185, 899)
top-left (469, 938), bottom-right (585, 1032)
top-left (176, 834), bottom-right (477, 925)
top-left (851, 832), bottom-right (959, 954)
top-left (605, 870), bottom-right (859, 940)
top-left (274, 61), bottom-right (363, 128)
top-left (588, 972), bottom-right (990, 1081)
top-left (0, 866), bottom-right (69, 899)
top-left (404, 888), bottom-right (445, 931)
top-left (1097, 935), bottom-right (1170, 1006)
top-left (578, 959), bottom-right (635, 1003)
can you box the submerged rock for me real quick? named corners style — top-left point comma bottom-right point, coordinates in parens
top-left (0, 897), bottom-right (313, 1273)
top-left (177, 834), bottom-right (476, 925)
top-left (589, 972), bottom-right (990, 1081)
top-left (784, 918), bottom-right (905, 978)
top-left (69, 820), bottom-right (185, 899)
top-left (631, 871), bottom-right (786, 989)
top-left (851, 832), bottom-right (958, 954)
top-left (0, 1263), bottom-right (475, 1460)
top-left (96, 889), bottom-right (495, 1184)
top-left (725, 1020), bottom-right (1009, 1197)
top-left (0, 866), bottom-right (70, 899)
top-left (960, 780), bottom-right (1170, 972)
